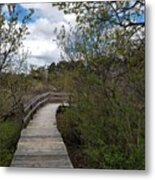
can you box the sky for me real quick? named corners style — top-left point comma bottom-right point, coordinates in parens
top-left (17, 3), bottom-right (76, 67)
top-left (1, 1), bottom-right (144, 68)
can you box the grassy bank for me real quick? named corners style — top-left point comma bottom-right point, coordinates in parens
top-left (56, 98), bottom-right (145, 169)
top-left (0, 119), bottom-right (22, 166)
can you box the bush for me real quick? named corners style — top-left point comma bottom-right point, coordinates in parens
top-left (0, 120), bottom-right (22, 166)
top-left (57, 53), bottom-right (145, 169)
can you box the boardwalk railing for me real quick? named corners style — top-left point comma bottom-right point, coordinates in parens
top-left (23, 92), bottom-right (70, 127)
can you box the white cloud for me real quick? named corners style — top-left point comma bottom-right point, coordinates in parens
top-left (20, 3), bottom-right (76, 67)
top-left (64, 14), bottom-right (77, 25)
top-left (24, 38), bottom-right (60, 66)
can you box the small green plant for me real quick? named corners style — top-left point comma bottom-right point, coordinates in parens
top-left (0, 120), bottom-right (22, 166)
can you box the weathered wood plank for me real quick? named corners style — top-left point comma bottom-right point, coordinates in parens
top-left (23, 92), bottom-right (70, 127)
top-left (11, 103), bottom-right (73, 168)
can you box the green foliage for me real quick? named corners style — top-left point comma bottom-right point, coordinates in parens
top-left (0, 120), bottom-right (22, 166)
top-left (53, 1), bottom-right (144, 29)
top-left (53, 1), bottom-right (144, 60)
top-left (0, 1), bottom-right (145, 169)
top-left (53, 1), bottom-right (145, 169)
top-left (0, 73), bottom-right (31, 122)
top-left (0, 5), bottom-right (33, 166)
top-left (59, 57), bottom-right (144, 169)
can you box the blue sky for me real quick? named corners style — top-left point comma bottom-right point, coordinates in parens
top-left (3, 4), bottom-right (38, 23)
top-left (15, 4), bottom-right (38, 23)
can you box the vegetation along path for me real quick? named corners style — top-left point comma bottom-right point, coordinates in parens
top-left (11, 103), bottom-right (73, 168)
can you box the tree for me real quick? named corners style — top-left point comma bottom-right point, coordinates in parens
top-left (53, 1), bottom-right (144, 32)
top-left (53, 0), bottom-right (145, 64)
top-left (0, 4), bottom-right (33, 73)
top-left (52, 1), bottom-right (145, 169)
top-left (0, 4), bottom-right (33, 122)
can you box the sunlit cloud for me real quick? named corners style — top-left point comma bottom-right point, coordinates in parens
top-left (20, 3), bottom-right (76, 66)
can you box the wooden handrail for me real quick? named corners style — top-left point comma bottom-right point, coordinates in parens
top-left (24, 92), bottom-right (50, 113)
top-left (23, 92), bottom-right (70, 127)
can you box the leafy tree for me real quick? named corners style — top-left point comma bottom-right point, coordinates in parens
top-left (54, 0), bottom-right (144, 62)
top-left (0, 4), bottom-right (34, 166)
top-left (0, 4), bottom-right (33, 122)
top-left (0, 4), bottom-right (33, 73)
top-left (53, 1), bottom-right (145, 169)
top-left (53, 1), bottom-right (144, 32)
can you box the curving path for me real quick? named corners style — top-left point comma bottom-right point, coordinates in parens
top-left (11, 103), bottom-right (73, 168)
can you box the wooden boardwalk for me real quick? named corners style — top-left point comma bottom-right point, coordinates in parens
top-left (11, 103), bottom-right (73, 168)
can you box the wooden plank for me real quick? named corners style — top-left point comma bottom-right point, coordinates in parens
top-left (23, 92), bottom-right (70, 127)
top-left (11, 103), bottom-right (73, 168)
